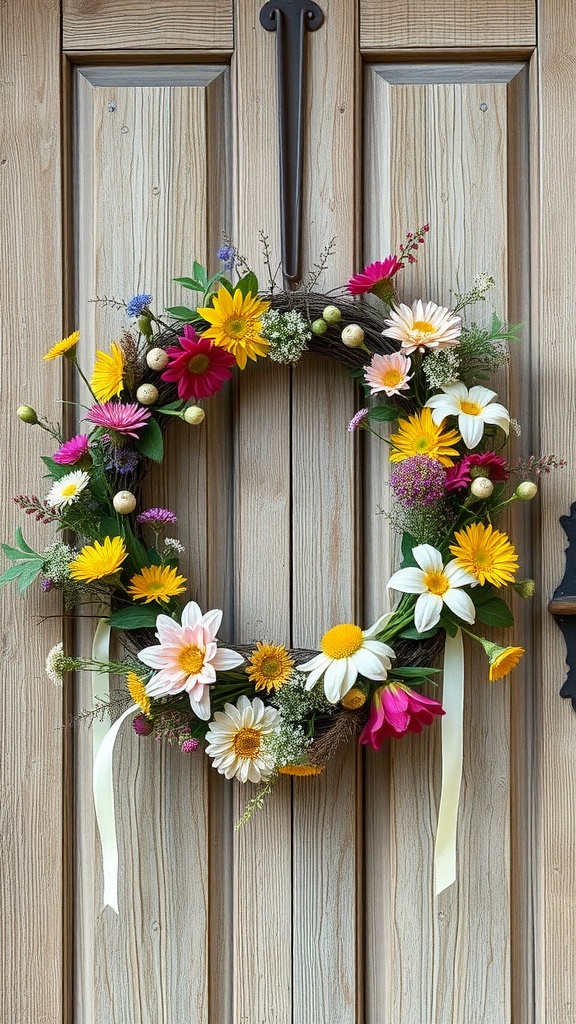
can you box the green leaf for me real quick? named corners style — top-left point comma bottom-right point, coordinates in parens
top-left (165, 305), bottom-right (202, 322)
top-left (391, 666), bottom-right (441, 678)
top-left (107, 605), bottom-right (162, 630)
top-left (156, 400), bottom-right (185, 414)
top-left (473, 594), bottom-right (514, 628)
top-left (173, 276), bottom-right (204, 292)
top-left (136, 417), bottom-right (164, 463)
top-left (399, 625), bottom-right (438, 641)
top-left (441, 616), bottom-right (458, 638)
top-left (206, 271), bottom-right (228, 291)
top-left (0, 564), bottom-right (32, 585)
top-left (236, 271), bottom-right (259, 299)
top-left (15, 527), bottom-right (36, 554)
top-left (41, 456), bottom-right (72, 481)
top-left (217, 277), bottom-right (234, 296)
top-left (1, 543), bottom-right (36, 562)
top-left (400, 533), bottom-right (419, 568)
top-left (193, 261), bottom-right (208, 288)
top-left (367, 404), bottom-right (399, 422)
top-left (16, 560), bottom-right (44, 593)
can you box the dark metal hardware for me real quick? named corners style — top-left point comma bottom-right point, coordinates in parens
top-left (260, 1), bottom-right (324, 283)
top-left (549, 502), bottom-right (576, 710)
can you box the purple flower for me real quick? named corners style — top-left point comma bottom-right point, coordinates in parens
top-left (217, 245), bottom-right (235, 271)
top-left (126, 293), bottom-right (152, 318)
top-left (105, 443), bottom-right (139, 475)
top-left (136, 507), bottom-right (178, 528)
top-left (133, 714), bottom-right (153, 736)
top-left (41, 577), bottom-right (54, 592)
top-left (390, 456), bottom-right (447, 507)
top-left (53, 434), bottom-right (90, 465)
top-left (86, 401), bottom-right (151, 438)
top-left (181, 737), bottom-right (200, 753)
top-left (347, 408), bottom-right (369, 433)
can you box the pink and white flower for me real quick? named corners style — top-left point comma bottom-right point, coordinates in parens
top-left (359, 682), bottom-right (445, 748)
top-left (138, 601), bottom-right (244, 720)
top-left (387, 543), bottom-right (477, 633)
top-left (364, 352), bottom-right (413, 397)
top-left (383, 300), bottom-right (462, 355)
top-left (86, 401), bottom-right (151, 438)
top-left (425, 383), bottom-right (510, 449)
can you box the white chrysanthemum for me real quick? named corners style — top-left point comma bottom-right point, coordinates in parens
top-left (387, 544), bottom-right (477, 633)
top-left (299, 613), bottom-right (395, 704)
top-left (383, 300), bottom-right (462, 355)
top-left (425, 382), bottom-right (510, 449)
top-left (45, 642), bottom-right (65, 685)
top-left (46, 469), bottom-right (90, 508)
top-left (205, 695), bottom-right (280, 783)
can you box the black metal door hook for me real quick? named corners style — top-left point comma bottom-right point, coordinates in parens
top-left (260, 1), bottom-right (325, 284)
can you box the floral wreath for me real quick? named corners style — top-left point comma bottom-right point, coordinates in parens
top-left (5, 225), bottom-right (562, 849)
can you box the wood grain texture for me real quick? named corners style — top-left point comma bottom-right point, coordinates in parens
top-left (0, 3), bottom-right (66, 1022)
top-left (72, 67), bottom-right (230, 1024)
top-left (359, 0), bottom-right (535, 51)
top-left (363, 68), bottom-right (523, 1022)
top-left (63, 0), bottom-right (233, 51)
top-left (536, 0), bottom-right (576, 1019)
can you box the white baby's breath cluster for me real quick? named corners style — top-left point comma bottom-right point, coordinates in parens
top-left (163, 537), bottom-right (185, 556)
top-left (42, 541), bottom-right (77, 583)
top-left (422, 348), bottom-right (461, 388)
top-left (260, 309), bottom-right (311, 364)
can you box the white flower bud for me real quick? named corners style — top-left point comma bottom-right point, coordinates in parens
top-left (470, 477), bottom-right (494, 499)
top-left (146, 347), bottom-right (169, 371)
top-left (136, 383), bottom-right (159, 406)
top-left (341, 324), bottom-right (365, 348)
top-left (184, 406), bottom-right (205, 425)
top-left (113, 490), bottom-right (137, 514)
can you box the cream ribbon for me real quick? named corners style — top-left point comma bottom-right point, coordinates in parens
top-left (91, 618), bottom-right (137, 913)
top-left (434, 628), bottom-right (464, 896)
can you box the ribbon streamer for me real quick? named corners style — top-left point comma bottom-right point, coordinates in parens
top-left (434, 628), bottom-right (464, 896)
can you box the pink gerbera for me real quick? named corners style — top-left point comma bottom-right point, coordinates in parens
top-left (86, 401), bottom-right (151, 438)
top-left (445, 451), bottom-right (509, 492)
top-left (359, 682), bottom-right (445, 749)
top-left (364, 352), bottom-right (413, 397)
top-left (347, 256), bottom-right (403, 299)
top-left (53, 434), bottom-right (90, 465)
top-left (161, 325), bottom-right (235, 401)
top-left (138, 600), bottom-right (245, 720)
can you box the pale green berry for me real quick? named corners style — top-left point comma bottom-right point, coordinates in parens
top-left (311, 319), bottom-right (328, 336)
top-left (17, 405), bottom-right (38, 425)
top-left (322, 305), bottom-right (342, 324)
top-left (515, 481), bottom-right (538, 501)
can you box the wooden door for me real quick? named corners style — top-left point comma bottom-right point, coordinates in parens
top-left (3, 1), bottom-right (576, 1021)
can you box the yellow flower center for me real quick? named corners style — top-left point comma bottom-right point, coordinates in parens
top-left (178, 644), bottom-right (205, 674)
top-left (226, 317), bottom-right (247, 337)
top-left (321, 623), bottom-right (363, 659)
top-left (61, 483), bottom-right (78, 497)
top-left (147, 581), bottom-right (166, 593)
top-left (414, 434), bottom-right (433, 453)
top-left (471, 549), bottom-right (492, 569)
top-left (412, 320), bottom-right (435, 334)
top-left (188, 354), bottom-right (210, 374)
top-left (382, 368), bottom-right (403, 387)
top-left (460, 400), bottom-right (482, 416)
top-left (233, 727), bottom-right (261, 759)
top-left (259, 657), bottom-right (281, 679)
top-left (423, 570), bottom-right (450, 596)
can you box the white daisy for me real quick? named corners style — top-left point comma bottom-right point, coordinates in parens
top-left (387, 544), bottom-right (477, 633)
top-left (45, 469), bottom-right (90, 508)
top-left (138, 601), bottom-right (244, 720)
top-left (382, 300), bottom-right (462, 355)
top-left (425, 382), bottom-right (510, 449)
top-left (299, 614), bottom-right (395, 704)
top-left (205, 695), bottom-right (280, 783)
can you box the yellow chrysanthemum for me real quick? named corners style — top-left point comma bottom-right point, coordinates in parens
top-left (43, 330), bottom-right (80, 361)
top-left (127, 564), bottom-right (187, 604)
top-left (90, 342), bottom-right (125, 401)
top-left (69, 535), bottom-right (128, 582)
top-left (246, 641), bottom-right (294, 692)
top-left (197, 288), bottom-right (270, 370)
top-left (278, 764), bottom-right (324, 776)
top-left (389, 408), bottom-right (461, 467)
top-left (127, 672), bottom-right (152, 717)
top-left (488, 646), bottom-right (524, 682)
top-left (449, 522), bottom-right (519, 587)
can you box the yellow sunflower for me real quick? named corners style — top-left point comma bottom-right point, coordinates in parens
top-left (246, 641), bottom-right (294, 692)
top-left (127, 564), bottom-right (187, 604)
top-left (488, 646), bottom-right (524, 682)
top-left (90, 342), bottom-right (125, 401)
top-left (69, 535), bottom-right (128, 582)
top-left (43, 330), bottom-right (80, 361)
top-left (449, 522), bottom-right (519, 587)
top-left (278, 764), bottom-right (324, 776)
top-left (197, 288), bottom-right (270, 369)
top-left (389, 407), bottom-right (461, 466)
top-left (127, 671), bottom-right (152, 717)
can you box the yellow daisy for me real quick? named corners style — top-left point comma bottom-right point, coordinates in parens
top-left (246, 641), bottom-right (295, 692)
top-left (90, 342), bottom-right (125, 401)
top-left (127, 671), bottom-right (152, 717)
top-left (389, 408), bottom-right (461, 466)
top-left (488, 645), bottom-right (524, 682)
top-left (69, 535), bottom-right (128, 582)
top-left (449, 522), bottom-right (519, 587)
top-left (278, 764), bottom-right (324, 776)
top-left (127, 564), bottom-right (187, 604)
top-left (43, 330), bottom-right (80, 361)
top-left (197, 288), bottom-right (270, 370)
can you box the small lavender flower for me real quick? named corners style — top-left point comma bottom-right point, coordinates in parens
top-left (137, 507), bottom-right (177, 527)
top-left (126, 293), bottom-right (152, 318)
top-left (390, 456), bottom-right (447, 508)
top-left (41, 577), bottom-right (54, 592)
top-left (347, 408), bottom-right (369, 433)
top-left (217, 244), bottom-right (236, 271)
top-left (181, 737), bottom-right (200, 753)
top-left (105, 443), bottom-right (139, 476)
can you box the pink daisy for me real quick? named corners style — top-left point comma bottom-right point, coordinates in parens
top-left (347, 256), bottom-right (403, 297)
top-left (53, 434), bottom-right (90, 465)
top-left (86, 401), bottom-right (151, 438)
top-left (138, 600), bottom-right (245, 720)
top-left (364, 352), bottom-right (412, 397)
top-left (445, 452), bottom-right (509, 492)
top-left (359, 682), bottom-right (445, 750)
top-left (161, 325), bottom-right (235, 401)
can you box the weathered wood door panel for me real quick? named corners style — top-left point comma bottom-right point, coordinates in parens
top-left (3, 0), bottom-right (576, 1021)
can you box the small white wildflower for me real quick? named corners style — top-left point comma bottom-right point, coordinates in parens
top-left (45, 642), bottom-right (65, 685)
top-left (510, 418), bottom-right (522, 436)
top-left (422, 348), bottom-right (461, 388)
top-left (261, 309), bottom-right (311, 365)
top-left (164, 537), bottom-right (185, 555)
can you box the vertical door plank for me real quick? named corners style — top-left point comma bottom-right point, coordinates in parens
top-left (1, 3), bottom-right (65, 1022)
top-left (73, 68), bottom-right (230, 1024)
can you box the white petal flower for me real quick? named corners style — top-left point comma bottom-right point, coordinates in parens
top-left (299, 613), bottom-right (395, 704)
top-left (388, 543), bottom-right (477, 633)
top-left (138, 600), bottom-right (244, 720)
top-left (46, 469), bottom-right (90, 508)
top-left (425, 382), bottom-right (510, 449)
top-left (382, 300), bottom-right (462, 355)
top-left (205, 695), bottom-right (280, 783)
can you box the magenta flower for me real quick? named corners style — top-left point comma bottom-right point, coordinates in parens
top-left (53, 434), bottom-right (90, 465)
top-left (390, 455), bottom-right (447, 507)
top-left (137, 507), bottom-right (177, 527)
top-left (86, 401), bottom-right (151, 438)
top-left (161, 325), bottom-right (235, 401)
top-left (445, 451), bottom-right (509, 492)
top-left (347, 256), bottom-right (403, 297)
top-left (181, 737), bottom-right (199, 753)
top-left (133, 714), bottom-right (153, 736)
top-left (359, 682), bottom-right (445, 749)
top-left (347, 408), bottom-right (369, 433)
